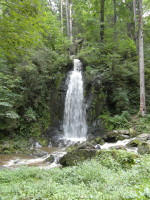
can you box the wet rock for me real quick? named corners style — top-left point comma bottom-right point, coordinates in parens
top-left (95, 144), bottom-right (101, 149)
top-left (45, 155), bottom-right (55, 163)
top-left (126, 139), bottom-right (142, 147)
top-left (126, 134), bottom-right (150, 154)
top-left (14, 159), bottom-right (20, 164)
top-left (75, 142), bottom-right (95, 150)
top-left (66, 141), bottom-right (95, 152)
top-left (103, 130), bottom-right (131, 142)
top-left (31, 149), bottom-right (48, 157)
top-left (136, 134), bottom-right (150, 141)
top-left (110, 145), bottom-right (126, 150)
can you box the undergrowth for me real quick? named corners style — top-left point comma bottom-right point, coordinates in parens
top-left (0, 152), bottom-right (150, 200)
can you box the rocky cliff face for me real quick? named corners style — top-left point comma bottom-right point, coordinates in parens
top-left (44, 61), bottom-right (106, 144)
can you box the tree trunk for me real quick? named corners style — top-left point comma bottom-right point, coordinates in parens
top-left (69, 3), bottom-right (73, 42)
top-left (61, 0), bottom-right (63, 33)
top-left (113, 0), bottom-right (117, 41)
top-left (100, 0), bottom-right (105, 42)
top-left (133, 0), bottom-right (138, 48)
top-left (66, 0), bottom-right (70, 39)
top-left (138, 0), bottom-right (146, 116)
top-left (126, 1), bottom-right (135, 40)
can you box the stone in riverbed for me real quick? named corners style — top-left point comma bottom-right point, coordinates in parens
top-left (45, 155), bottom-right (55, 163)
top-left (126, 139), bottom-right (142, 147)
top-left (136, 134), bottom-right (150, 141)
top-left (60, 141), bottom-right (97, 166)
top-left (103, 130), bottom-right (130, 142)
top-left (59, 149), bottom-right (97, 166)
top-left (30, 149), bottom-right (48, 157)
top-left (138, 141), bottom-right (150, 154)
top-left (126, 133), bottom-right (150, 154)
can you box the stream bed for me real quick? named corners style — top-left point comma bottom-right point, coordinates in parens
top-left (0, 138), bottom-right (137, 170)
top-left (0, 147), bottom-right (66, 169)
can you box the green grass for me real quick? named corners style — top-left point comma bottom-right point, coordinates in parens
top-left (0, 151), bottom-right (150, 200)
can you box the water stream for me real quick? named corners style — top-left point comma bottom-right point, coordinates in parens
top-left (0, 147), bottom-right (66, 169)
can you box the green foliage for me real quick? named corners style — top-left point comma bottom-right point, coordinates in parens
top-left (100, 111), bottom-right (131, 130)
top-left (131, 115), bottom-right (150, 134)
top-left (0, 72), bottom-right (23, 131)
top-left (0, 153), bottom-right (150, 200)
top-left (0, 0), bottom-right (69, 138)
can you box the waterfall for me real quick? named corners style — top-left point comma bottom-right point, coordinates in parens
top-left (63, 59), bottom-right (87, 141)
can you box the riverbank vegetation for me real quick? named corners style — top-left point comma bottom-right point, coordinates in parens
top-left (0, 151), bottom-right (150, 200)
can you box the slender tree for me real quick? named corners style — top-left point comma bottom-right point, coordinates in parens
top-left (66, 0), bottom-right (70, 39)
top-left (100, 0), bottom-right (105, 42)
top-left (69, 2), bottom-right (73, 42)
top-left (61, 0), bottom-right (64, 33)
top-left (113, 0), bottom-right (117, 41)
top-left (138, 0), bottom-right (146, 116)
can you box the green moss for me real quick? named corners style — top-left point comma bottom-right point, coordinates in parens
top-left (38, 137), bottom-right (49, 147)
top-left (127, 139), bottom-right (142, 147)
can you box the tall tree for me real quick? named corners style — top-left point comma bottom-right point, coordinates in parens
top-left (69, 2), bottom-right (73, 42)
top-left (138, 0), bottom-right (146, 116)
top-left (133, 0), bottom-right (138, 44)
top-left (113, 0), bottom-right (117, 41)
top-left (61, 0), bottom-right (64, 33)
top-left (100, 0), bottom-right (105, 42)
top-left (66, 0), bottom-right (70, 39)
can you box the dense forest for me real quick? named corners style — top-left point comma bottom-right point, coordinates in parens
top-left (0, 0), bottom-right (150, 140)
top-left (0, 0), bottom-right (150, 199)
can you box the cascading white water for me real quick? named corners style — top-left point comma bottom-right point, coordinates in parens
top-left (63, 59), bottom-right (87, 141)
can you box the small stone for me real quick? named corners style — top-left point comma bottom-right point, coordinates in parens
top-left (45, 155), bottom-right (55, 163)
top-left (95, 144), bottom-right (101, 149)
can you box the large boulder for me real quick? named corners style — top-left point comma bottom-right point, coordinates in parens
top-left (60, 141), bottom-right (97, 166)
top-left (126, 133), bottom-right (150, 154)
top-left (126, 139), bottom-right (142, 147)
top-left (138, 141), bottom-right (150, 154)
top-left (103, 130), bottom-right (131, 142)
top-left (136, 134), bottom-right (150, 141)
top-left (59, 149), bottom-right (97, 166)
top-left (30, 149), bottom-right (48, 157)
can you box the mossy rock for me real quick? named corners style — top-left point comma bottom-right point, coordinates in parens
top-left (104, 130), bottom-right (130, 142)
top-left (38, 138), bottom-right (49, 147)
top-left (138, 141), bottom-right (150, 154)
top-left (96, 149), bottom-right (138, 168)
top-left (90, 140), bottom-right (97, 145)
top-left (95, 137), bottom-right (104, 144)
top-left (129, 128), bottom-right (137, 137)
top-left (66, 141), bottom-right (95, 153)
top-left (126, 139), bottom-right (142, 147)
top-left (66, 142), bottom-right (80, 152)
top-left (59, 149), bottom-right (97, 166)
top-left (45, 155), bottom-right (55, 163)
